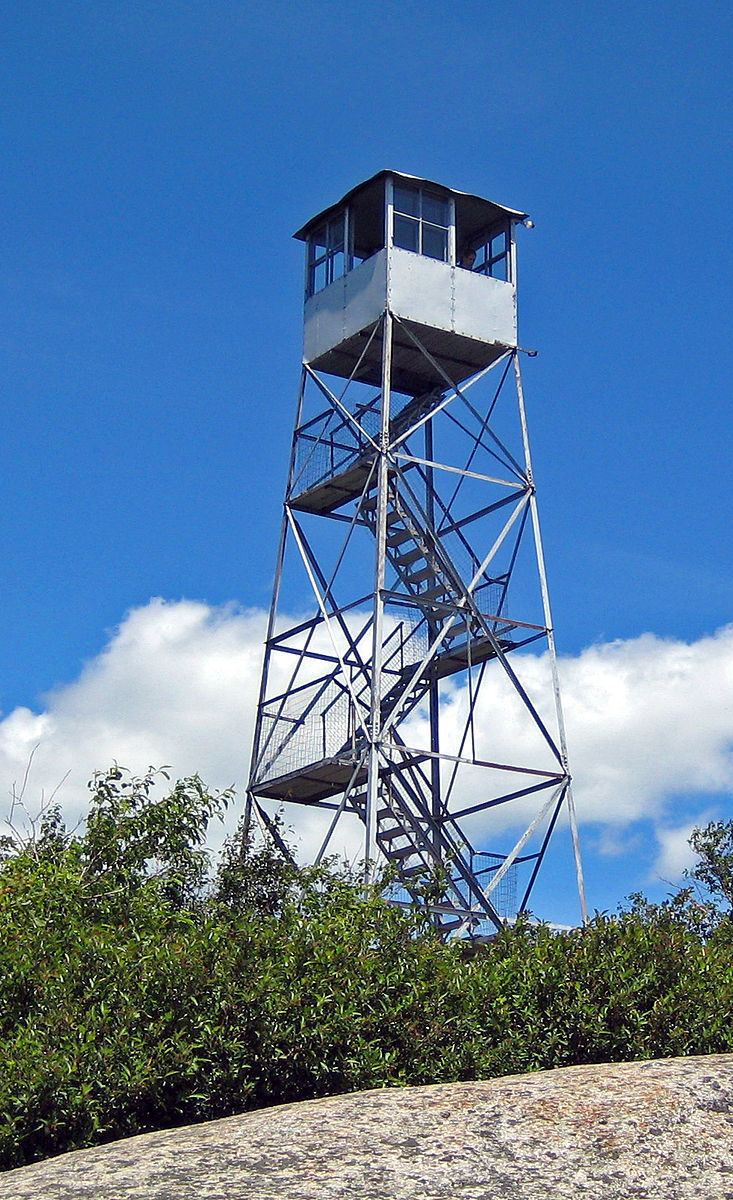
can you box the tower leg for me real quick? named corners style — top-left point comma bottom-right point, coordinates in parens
top-left (513, 353), bottom-right (588, 924)
top-left (365, 311), bottom-right (393, 881)
top-left (247, 369), bottom-right (307, 790)
top-left (424, 415), bottom-right (442, 876)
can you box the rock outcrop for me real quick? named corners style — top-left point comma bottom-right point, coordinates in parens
top-left (5, 1054), bottom-right (733, 1198)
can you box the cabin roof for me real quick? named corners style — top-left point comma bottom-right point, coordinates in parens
top-left (293, 169), bottom-right (529, 242)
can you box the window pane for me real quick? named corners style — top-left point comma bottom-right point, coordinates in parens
top-left (422, 223), bottom-right (448, 261)
top-left (394, 213), bottom-right (419, 252)
top-left (394, 184), bottom-right (419, 217)
top-left (490, 231), bottom-right (507, 259)
top-left (490, 256), bottom-right (508, 281)
top-left (313, 260), bottom-right (327, 293)
top-left (310, 225), bottom-right (328, 257)
top-left (328, 215), bottom-right (345, 252)
top-left (422, 191), bottom-right (449, 227)
top-left (474, 243), bottom-right (488, 268)
top-left (331, 250), bottom-right (345, 281)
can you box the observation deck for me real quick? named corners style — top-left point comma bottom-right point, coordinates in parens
top-left (303, 248), bottom-right (517, 393)
top-left (295, 170), bottom-right (525, 393)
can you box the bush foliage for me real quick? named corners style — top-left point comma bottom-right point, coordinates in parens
top-left (1, 765), bottom-right (733, 1170)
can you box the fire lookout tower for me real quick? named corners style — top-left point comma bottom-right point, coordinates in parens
top-left (246, 170), bottom-right (587, 936)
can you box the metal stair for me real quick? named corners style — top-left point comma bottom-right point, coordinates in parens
top-left (360, 476), bottom-right (516, 701)
top-left (347, 777), bottom-right (501, 935)
top-left (253, 463), bottom-right (519, 799)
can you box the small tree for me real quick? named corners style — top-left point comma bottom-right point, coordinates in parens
top-left (687, 820), bottom-right (733, 913)
top-left (213, 812), bottom-right (300, 915)
top-left (83, 765), bottom-right (232, 907)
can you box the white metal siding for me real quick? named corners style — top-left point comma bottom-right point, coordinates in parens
top-left (303, 246), bottom-right (516, 363)
top-left (303, 250), bottom-right (387, 363)
top-left (389, 247), bottom-right (516, 347)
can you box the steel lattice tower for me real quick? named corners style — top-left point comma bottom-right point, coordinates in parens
top-left (246, 171), bottom-right (586, 936)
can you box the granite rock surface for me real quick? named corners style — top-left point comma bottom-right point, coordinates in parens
top-left (4, 1054), bottom-right (733, 1199)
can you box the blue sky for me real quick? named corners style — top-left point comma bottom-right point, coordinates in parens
top-left (1, 1), bottom-right (732, 920)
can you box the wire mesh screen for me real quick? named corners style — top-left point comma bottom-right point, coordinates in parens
top-left (255, 605), bottom-right (433, 785)
top-left (432, 539), bottom-right (509, 617)
top-left (291, 419), bottom-right (365, 498)
top-left (381, 605), bottom-right (429, 690)
top-left (470, 853), bottom-right (518, 921)
top-left (290, 390), bottom-right (442, 501)
top-left (255, 680), bottom-right (355, 783)
top-left (384, 854), bottom-right (518, 935)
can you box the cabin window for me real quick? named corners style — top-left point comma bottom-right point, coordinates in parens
top-left (392, 183), bottom-right (450, 262)
top-left (471, 225), bottom-right (510, 281)
top-left (307, 213), bottom-right (346, 297)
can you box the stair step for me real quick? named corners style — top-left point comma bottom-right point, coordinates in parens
top-left (351, 793), bottom-right (395, 815)
top-left (437, 917), bottom-right (466, 934)
top-left (394, 546), bottom-right (424, 568)
top-left (351, 794), bottom-right (396, 816)
top-left (388, 844), bottom-right (421, 862)
top-left (421, 584), bottom-right (450, 600)
top-left (444, 618), bottom-right (471, 638)
top-left (361, 498), bottom-right (401, 523)
top-left (407, 565), bottom-right (437, 585)
top-left (400, 863), bottom-right (430, 878)
top-left (387, 527), bottom-right (413, 548)
top-left (379, 825), bottom-right (409, 844)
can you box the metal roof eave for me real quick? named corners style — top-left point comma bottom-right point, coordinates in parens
top-left (292, 169), bottom-right (529, 241)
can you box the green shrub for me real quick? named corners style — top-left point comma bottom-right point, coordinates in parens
top-left (0, 766), bottom-right (732, 1171)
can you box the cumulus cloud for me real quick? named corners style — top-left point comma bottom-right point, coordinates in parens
top-left (560, 631), bottom-right (733, 823)
top-left (0, 599), bottom-right (731, 882)
top-left (653, 812), bottom-right (717, 883)
top-left (0, 599), bottom-right (265, 831)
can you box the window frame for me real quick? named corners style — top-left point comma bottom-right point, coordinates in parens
top-left (306, 209), bottom-right (348, 299)
top-left (469, 222), bottom-right (512, 282)
top-left (389, 180), bottom-right (454, 265)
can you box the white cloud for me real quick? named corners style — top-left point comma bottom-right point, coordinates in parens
top-left (652, 811), bottom-right (716, 883)
top-left (560, 630), bottom-right (733, 824)
top-left (0, 599), bottom-right (731, 883)
top-left (0, 599), bottom-right (264, 832)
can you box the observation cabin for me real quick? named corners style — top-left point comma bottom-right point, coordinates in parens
top-left (294, 170), bottom-right (529, 396)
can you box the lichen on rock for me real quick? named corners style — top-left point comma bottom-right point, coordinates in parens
top-left (5, 1054), bottom-right (733, 1199)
